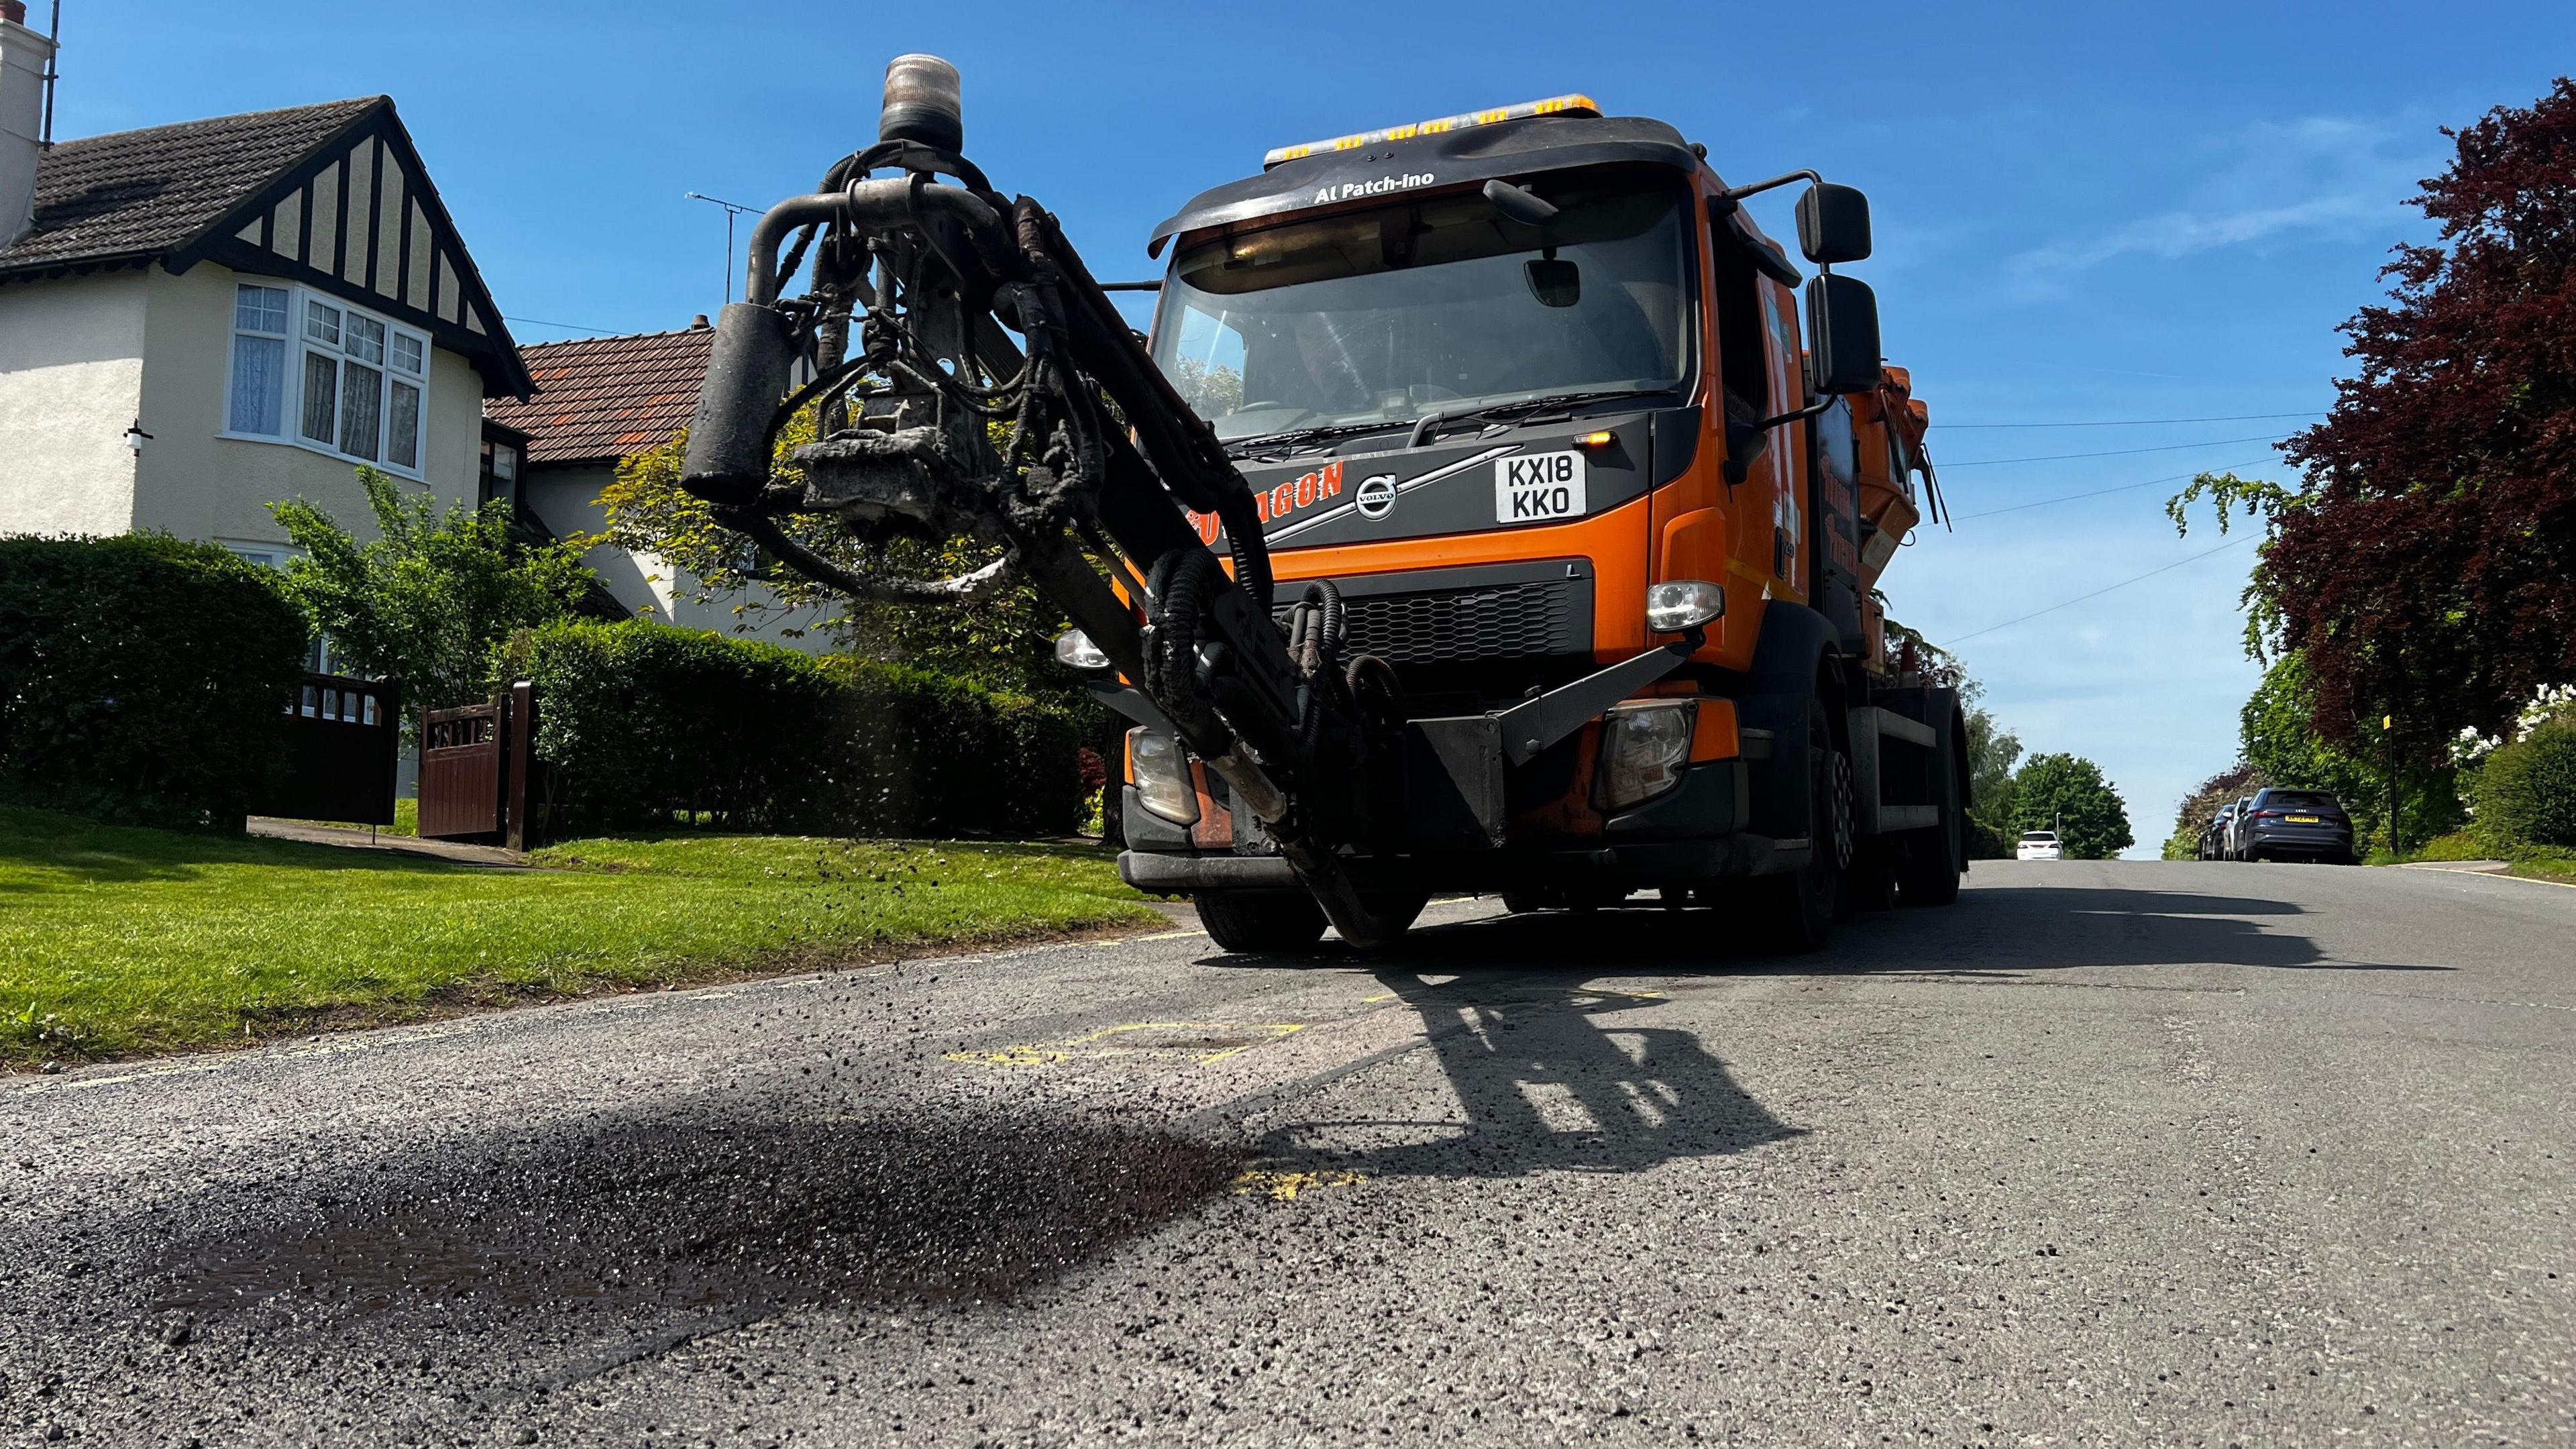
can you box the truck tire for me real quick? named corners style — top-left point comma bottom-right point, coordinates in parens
top-left (1760, 690), bottom-right (1849, 953)
top-left (1195, 891), bottom-right (1328, 953)
top-left (1898, 740), bottom-right (1964, 908)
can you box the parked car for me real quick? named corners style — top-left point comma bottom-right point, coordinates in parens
top-left (2233, 788), bottom-right (2358, 863)
top-left (2198, 805), bottom-right (2237, 860)
top-left (2017, 830), bottom-right (2064, 861)
top-left (2220, 795), bottom-right (2259, 860)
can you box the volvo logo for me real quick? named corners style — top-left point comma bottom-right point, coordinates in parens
top-left (1354, 474), bottom-right (1398, 519)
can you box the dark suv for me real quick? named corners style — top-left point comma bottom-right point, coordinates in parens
top-left (2237, 788), bottom-right (2357, 863)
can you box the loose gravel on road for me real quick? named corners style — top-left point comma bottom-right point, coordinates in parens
top-left (2, 860), bottom-right (2569, 1446)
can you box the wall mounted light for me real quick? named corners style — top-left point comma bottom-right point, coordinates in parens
top-left (123, 419), bottom-right (153, 453)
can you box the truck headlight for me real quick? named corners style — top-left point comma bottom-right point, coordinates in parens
top-left (1599, 700), bottom-right (1696, 811)
top-left (1128, 729), bottom-right (1199, 825)
top-left (1054, 628), bottom-right (1111, 671)
top-left (1645, 580), bottom-right (1725, 632)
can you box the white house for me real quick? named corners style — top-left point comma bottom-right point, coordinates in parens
top-left (0, 52), bottom-right (529, 561)
top-left (0, 4), bottom-right (833, 652)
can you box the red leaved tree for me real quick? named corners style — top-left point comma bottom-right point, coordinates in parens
top-left (2261, 78), bottom-right (2576, 747)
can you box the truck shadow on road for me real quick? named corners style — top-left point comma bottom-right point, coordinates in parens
top-left (1250, 966), bottom-right (1806, 1181)
top-left (1232, 877), bottom-right (2452, 1182)
top-left (1334, 882), bottom-right (2452, 979)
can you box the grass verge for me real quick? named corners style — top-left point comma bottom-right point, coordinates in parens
top-left (2373, 828), bottom-right (2576, 885)
top-left (1, 805), bottom-right (1159, 1070)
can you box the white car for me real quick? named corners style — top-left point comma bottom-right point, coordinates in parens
top-left (2017, 830), bottom-right (2064, 861)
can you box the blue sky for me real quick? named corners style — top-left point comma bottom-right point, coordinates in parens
top-left (53, 1), bottom-right (2576, 851)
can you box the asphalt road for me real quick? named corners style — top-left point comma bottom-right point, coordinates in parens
top-left (5, 860), bottom-right (2572, 1446)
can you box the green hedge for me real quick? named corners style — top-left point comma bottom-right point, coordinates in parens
top-left (0, 534), bottom-right (309, 830)
top-left (508, 620), bottom-right (1090, 838)
top-left (2474, 714), bottom-right (2576, 854)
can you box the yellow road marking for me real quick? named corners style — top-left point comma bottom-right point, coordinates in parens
top-left (1231, 1169), bottom-right (1366, 1200)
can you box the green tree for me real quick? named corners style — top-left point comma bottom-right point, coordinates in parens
top-left (1963, 693), bottom-right (2023, 859)
top-left (2010, 753), bottom-right (2133, 859)
top-left (268, 468), bottom-right (596, 717)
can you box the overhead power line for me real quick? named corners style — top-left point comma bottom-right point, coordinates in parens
top-left (1936, 411), bottom-right (2322, 430)
top-left (1953, 458), bottom-right (2275, 521)
top-left (1939, 433), bottom-right (2290, 468)
top-left (1941, 535), bottom-right (2252, 647)
top-left (504, 315), bottom-right (621, 337)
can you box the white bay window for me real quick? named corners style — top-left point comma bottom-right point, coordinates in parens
top-left (227, 282), bottom-right (429, 478)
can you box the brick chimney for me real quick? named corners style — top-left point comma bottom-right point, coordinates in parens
top-left (0, 1), bottom-right (56, 250)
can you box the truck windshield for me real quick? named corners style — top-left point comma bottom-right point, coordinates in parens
top-left (1152, 170), bottom-right (1693, 443)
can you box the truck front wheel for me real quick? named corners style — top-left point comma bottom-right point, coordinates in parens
top-left (1195, 891), bottom-right (1328, 953)
top-left (1760, 691), bottom-right (1850, 953)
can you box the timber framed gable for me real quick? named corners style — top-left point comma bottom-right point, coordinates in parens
top-left (0, 96), bottom-right (529, 396)
top-left (167, 102), bottom-right (527, 396)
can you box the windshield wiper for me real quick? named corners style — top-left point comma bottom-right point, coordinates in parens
top-left (1222, 420), bottom-right (1413, 460)
top-left (1407, 388), bottom-right (1672, 448)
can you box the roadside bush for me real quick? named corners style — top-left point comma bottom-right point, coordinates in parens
top-left (507, 621), bottom-right (1091, 838)
top-left (2473, 714), bottom-right (2576, 854)
top-left (0, 534), bottom-right (308, 830)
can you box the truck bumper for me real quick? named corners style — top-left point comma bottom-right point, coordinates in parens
top-left (1118, 831), bottom-right (1802, 896)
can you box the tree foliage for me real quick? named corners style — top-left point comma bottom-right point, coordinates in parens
top-left (2009, 752), bottom-right (2133, 859)
top-left (2212, 80), bottom-right (2576, 749)
top-left (1962, 691), bottom-right (2024, 859)
top-left (2162, 761), bottom-right (2273, 859)
top-left (2473, 712), bottom-right (2576, 852)
top-left (268, 468), bottom-right (596, 717)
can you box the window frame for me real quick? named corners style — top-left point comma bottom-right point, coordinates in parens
top-left (219, 279), bottom-right (433, 481)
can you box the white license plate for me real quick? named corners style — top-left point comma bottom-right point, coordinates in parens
top-left (1495, 451), bottom-right (1587, 524)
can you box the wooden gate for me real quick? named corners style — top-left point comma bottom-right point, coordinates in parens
top-left (252, 673), bottom-right (402, 824)
top-left (419, 700), bottom-right (502, 839)
top-left (418, 681), bottom-right (540, 846)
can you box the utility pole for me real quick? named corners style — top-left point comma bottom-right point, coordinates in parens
top-left (684, 192), bottom-right (760, 306)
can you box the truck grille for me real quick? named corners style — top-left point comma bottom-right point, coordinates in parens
top-left (1274, 561), bottom-right (1592, 670)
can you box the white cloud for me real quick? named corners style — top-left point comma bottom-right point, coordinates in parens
top-left (2004, 113), bottom-right (2439, 297)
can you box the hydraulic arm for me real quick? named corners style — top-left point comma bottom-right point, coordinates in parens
top-left (678, 56), bottom-right (1417, 945)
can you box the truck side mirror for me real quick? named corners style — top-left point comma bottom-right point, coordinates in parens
top-left (1804, 274), bottom-right (1883, 396)
top-left (1794, 182), bottom-right (1872, 265)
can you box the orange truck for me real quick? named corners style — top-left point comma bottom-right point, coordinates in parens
top-left (680, 61), bottom-right (1963, 955)
top-left (1099, 96), bottom-right (1964, 949)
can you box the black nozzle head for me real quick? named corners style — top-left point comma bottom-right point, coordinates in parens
top-left (879, 54), bottom-right (963, 154)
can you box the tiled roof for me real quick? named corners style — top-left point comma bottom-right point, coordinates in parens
top-left (0, 97), bottom-right (383, 277)
top-left (486, 325), bottom-right (715, 466)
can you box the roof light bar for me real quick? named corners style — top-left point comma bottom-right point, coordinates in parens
top-left (1263, 94), bottom-right (1601, 170)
